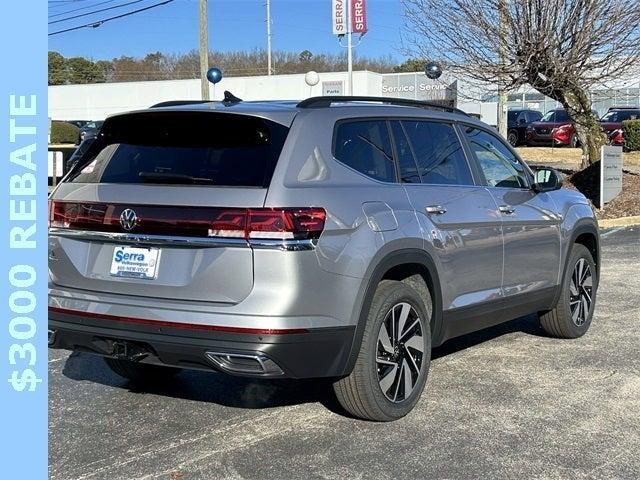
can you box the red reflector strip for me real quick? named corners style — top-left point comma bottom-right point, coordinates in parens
top-left (48, 306), bottom-right (308, 335)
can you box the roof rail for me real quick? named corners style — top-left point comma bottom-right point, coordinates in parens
top-left (297, 96), bottom-right (470, 116)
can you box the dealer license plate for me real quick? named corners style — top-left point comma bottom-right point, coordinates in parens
top-left (110, 246), bottom-right (160, 279)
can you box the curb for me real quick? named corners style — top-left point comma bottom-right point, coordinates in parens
top-left (598, 216), bottom-right (640, 229)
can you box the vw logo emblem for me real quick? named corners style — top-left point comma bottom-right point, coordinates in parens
top-left (119, 208), bottom-right (138, 231)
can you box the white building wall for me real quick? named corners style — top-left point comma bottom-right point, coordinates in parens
top-left (48, 71), bottom-right (381, 121)
top-left (48, 68), bottom-right (640, 123)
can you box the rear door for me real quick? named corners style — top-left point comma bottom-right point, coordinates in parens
top-left (49, 110), bottom-right (290, 304)
top-left (391, 119), bottom-right (503, 312)
top-left (461, 125), bottom-right (561, 298)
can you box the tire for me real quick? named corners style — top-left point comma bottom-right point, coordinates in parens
top-left (104, 357), bottom-right (181, 383)
top-left (539, 244), bottom-right (597, 339)
top-left (507, 130), bottom-right (519, 147)
top-left (333, 280), bottom-right (432, 421)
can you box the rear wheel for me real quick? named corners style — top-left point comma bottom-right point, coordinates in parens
top-left (539, 244), bottom-right (597, 338)
top-left (333, 280), bottom-right (431, 421)
top-left (104, 358), bottom-right (181, 383)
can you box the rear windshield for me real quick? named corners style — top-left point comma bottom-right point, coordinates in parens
top-left (68, 111), bottom-right (290, 187)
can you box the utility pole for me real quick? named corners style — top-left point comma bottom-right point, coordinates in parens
top-left (266, 0), bottom-right (272, 75)
top-left (346, 0), bottom-right (353, 95)
top-left (199, 0), bottom-right (210, 100)
top-left (497, 0), bottom-right (508, 138)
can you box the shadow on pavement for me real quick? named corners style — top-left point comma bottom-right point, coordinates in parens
top-left (432, 313), bottom-right (545, 360)
top-left (61, 314), bottom-right (545, 414)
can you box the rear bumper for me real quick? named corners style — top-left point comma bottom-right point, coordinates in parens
top-left (49, 307), bottom-right (355, 379)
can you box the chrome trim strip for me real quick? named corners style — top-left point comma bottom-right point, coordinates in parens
top-left (48, 229), bottom-right (317, 251)
top-left (48, 229), bottom-right (248, 248)
top-left (248, 239), bottom-right (317, 251)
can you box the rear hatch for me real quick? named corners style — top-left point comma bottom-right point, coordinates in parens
top-left (49, 109), bottom-right (291, 304)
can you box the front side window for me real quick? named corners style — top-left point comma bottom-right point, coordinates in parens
top-left (401, 120), bottom-right (473, 185)
top-left (333, 120), bottom-right (396, 182)
top-left (464, 127), bottom-right (529, 189)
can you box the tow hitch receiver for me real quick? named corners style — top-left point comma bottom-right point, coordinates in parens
top-left (107, 339), bottom-right (151, 362)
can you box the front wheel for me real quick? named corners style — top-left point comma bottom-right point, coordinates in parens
top-left (333, 280), bottom-right (431, 421)
top-left (539, 244), bottom-right (597, 338)
top-left (507, 130), bottom-right (519, 147)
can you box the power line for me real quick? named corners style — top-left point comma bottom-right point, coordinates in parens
top-left (49, 0), bottom-right (144, 25)
top-left (49, 0), bottom-right (175, 36)
top-left (49, 0), bottom-right (119, 19)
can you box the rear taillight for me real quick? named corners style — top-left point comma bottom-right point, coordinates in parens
top-left (210, 208), bottom-right (326, 240)
top-left (48, 202), bottom-right (326, 241)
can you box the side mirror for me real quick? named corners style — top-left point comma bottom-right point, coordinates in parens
top-left (518, 118), bottom-right (527, 125)
top-left (532, 167), bottom-right (563, 193)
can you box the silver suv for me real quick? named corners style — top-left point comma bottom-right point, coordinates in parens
top-left (48, 96), bottom-right (599, 421)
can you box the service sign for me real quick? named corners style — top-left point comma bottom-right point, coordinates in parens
top-left (351, 0), bottom-right (368, 34)
top-left (600, 146), bottom-right (623, 209)
top-left (332, 0), bottom-right (346, 35)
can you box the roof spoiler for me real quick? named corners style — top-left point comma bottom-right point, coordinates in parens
top-left (150, 91), bottom-right (243, 109)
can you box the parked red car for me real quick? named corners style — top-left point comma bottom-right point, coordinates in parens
top-left (599, 107), bottom-right (640, 146)
top-left (550, 106), bottom-right (639, 147)
top-left (526, 109), bottom-right (573, 146)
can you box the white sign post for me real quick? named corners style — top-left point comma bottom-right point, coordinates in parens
top-left (600, 145), bottom-right (623, 209)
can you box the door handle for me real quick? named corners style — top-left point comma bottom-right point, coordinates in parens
top-left (499, 205), bottom-right (516, 215)
top-left (425, 205), bottom-right (447, 215)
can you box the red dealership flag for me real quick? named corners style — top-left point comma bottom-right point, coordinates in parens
top-left (351, 0), bottom-right (368, 34)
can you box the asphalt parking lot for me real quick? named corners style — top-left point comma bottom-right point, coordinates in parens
top-left (49, 227), bottom-right (640, 480)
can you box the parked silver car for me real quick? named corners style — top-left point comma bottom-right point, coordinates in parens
top-left (48, 96), bottom-right (599, 421)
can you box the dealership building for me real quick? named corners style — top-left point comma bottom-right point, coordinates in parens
top-left (48, 69), bottom-right (640, 126)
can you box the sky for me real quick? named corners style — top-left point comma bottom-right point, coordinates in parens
top-left (47, 0), bottom-right (409, 62)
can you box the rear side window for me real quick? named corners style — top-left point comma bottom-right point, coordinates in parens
top-left (333, 120), bottom-right (396, 182)
top-left (400, 120), bottom-right (473, 185)
top-left (68, 112), bottom-right (289, 187)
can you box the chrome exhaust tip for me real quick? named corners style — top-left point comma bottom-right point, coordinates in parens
top-left (205, 351), bottom-right (284, 376)
top-left (48, 329), bottom-right (56, 345)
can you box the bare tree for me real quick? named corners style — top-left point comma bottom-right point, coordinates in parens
top-left (402, 0), bottom-right (640, 168)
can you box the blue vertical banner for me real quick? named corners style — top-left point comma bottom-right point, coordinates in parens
top-left (0, 1), bottom-right (48, 478)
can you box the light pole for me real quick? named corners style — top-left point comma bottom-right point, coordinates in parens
top-left (199, 0), bottom-right (210, 100)
top-left (266, 0), bottom-right (272, 75)
top-left (346, 0), bottom-right (353, 95)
